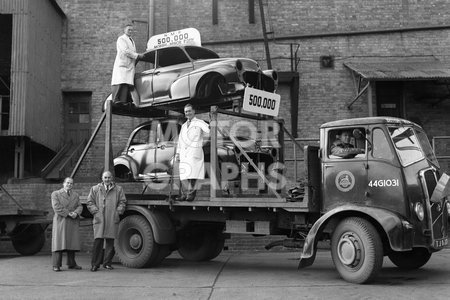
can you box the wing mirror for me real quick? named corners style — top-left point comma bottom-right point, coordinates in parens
top-left (352, 129), bottom-right (372, 150)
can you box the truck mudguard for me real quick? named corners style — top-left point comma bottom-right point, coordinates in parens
top-left (126, 205), bottom-right (176, 244)
top-left (298, 205), bottom-right (412, 268)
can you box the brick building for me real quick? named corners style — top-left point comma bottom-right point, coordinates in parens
top-left (1, 0), bottom-right (450, 252)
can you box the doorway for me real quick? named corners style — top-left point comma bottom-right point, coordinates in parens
top-left (376, 81), bottom-right (404, 118)
top-left (63, 92), bottom-right (91, 145)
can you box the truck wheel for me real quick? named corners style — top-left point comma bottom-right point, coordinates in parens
top-left (115, 215), bottom-right (163, 268)
top-left (11, 224), bottom-right (46, 256)
top-left (388, 248), bottom-right (431, 269)
top-left (205, 236), bottom-right (225, 261)
top-left (178, 229), bottom-right (220, 261)
top-left (331, 217), bottom-right (383, 284)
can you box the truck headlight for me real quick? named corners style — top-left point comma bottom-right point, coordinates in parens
top-left (414, 202), bottom-right (425, 221)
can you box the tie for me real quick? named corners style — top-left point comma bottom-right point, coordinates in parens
top-left (187, 120), bottom-right (191, 127)
top-left (129, 37), bottom-right (134, 45)
top-left (67, 191), bottom-right (71, 197)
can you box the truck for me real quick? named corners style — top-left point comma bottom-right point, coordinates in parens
top-left (0, 185), bottom-right (50, 255)
top-left (102, 105), bottom-right (449, 284)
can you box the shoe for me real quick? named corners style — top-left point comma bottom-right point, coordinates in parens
top-left (90, 266), bottom-right (99, 272)
top-left (68, 265), bottom-right (82, 270)
top-left (103, 265), bottom-right (114, 270)
top-left (175, 195), bottom-right (187, 202)
top-left (53, 266), bottom-right (61, 272)
top-left (186, 195), bottom-right (195, 202)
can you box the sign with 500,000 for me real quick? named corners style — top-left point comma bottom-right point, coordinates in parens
top-left (243, 87), bottom-right (281, 117)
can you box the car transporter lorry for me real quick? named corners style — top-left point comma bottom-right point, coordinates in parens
top-left (80, 99), bottom-right (450, 284)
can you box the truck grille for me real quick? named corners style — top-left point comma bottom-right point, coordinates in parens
top-left (423, 169), bottom-right (437, 199)
top-left (420, 168), bottom-right (448, 248)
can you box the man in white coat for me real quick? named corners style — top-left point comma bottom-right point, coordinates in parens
top-left (111, 24), bottom-right (143, 106)
top-left (176, 104), bottom-right (210, 201)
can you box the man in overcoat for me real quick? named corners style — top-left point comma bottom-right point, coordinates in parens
top-left (51, 177), bottom-right (83, 271)
top-left (111, 23), bottom-right (143, 106)
top-left (86, 171), bottom-right (127, 271)
top-left (176, 104), bottom-right (210, 201)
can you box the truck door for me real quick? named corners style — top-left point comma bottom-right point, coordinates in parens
top-left (322, 128), bottom-right (368, 211)
top-left (366, 126), bottom-right (405, 213)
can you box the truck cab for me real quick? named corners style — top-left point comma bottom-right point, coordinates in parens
top-left (301, 117), bottom-right (449, 283)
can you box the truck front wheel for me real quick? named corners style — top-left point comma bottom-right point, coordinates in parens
top-left (388, 248), bottom-right (431, 269)
top-left (115, 215), bottom-right (164, 268)
top-left (11, 224), bottom-right (46, 256)
top-left (331, 217), bottom-right (383, 284)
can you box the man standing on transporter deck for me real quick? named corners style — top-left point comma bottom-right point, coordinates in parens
top-left (176, 104), bottom-right (210, 202)
top-left (111, 23), bottom-right (143, 107)
top-left (86, 171), bottom-right (127, 271)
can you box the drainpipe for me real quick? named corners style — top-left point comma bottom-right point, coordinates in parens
top-left (148, 0), bottom-right (155, 38)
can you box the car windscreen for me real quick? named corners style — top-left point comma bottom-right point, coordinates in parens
top-left (185, 46), bottom-right (220, 60)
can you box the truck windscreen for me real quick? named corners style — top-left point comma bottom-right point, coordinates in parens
top-left (388, 126), bottom-right (424, 166)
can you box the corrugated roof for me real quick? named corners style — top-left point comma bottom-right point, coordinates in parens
top-left (343, 61), bottom-right (450, 80)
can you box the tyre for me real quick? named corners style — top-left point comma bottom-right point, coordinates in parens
top-left (178, 228), bottom-right (223, 261)
top-left (115, 215), bottom-right (163, 268)
top-left (114, 165), bottom-right (133, 182)
top-left (388, 248), bottom-right (431, 269)
top-left (205, 237), bottom-right (225, 261)
top-left (331, 217), bottom-right (383, 284)
top-left (11, 224), bottom-right (46, 256)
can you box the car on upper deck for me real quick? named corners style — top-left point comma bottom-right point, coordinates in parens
top-left (106, 45), bottom-right (278, 115)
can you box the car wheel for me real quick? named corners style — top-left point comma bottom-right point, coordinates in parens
top-left (388, 248), bottom-right (431, 269)
top-left (114, 165), bottom-right (133, 182)
top-left (196, 74), bottom-right (225, 99)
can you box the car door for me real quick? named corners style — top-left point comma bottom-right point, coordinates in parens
top-left (322, 127), bottom-right (368, 212)
top-left (134, 51), bottom-right (156, 106)
top-left (154, 120), bottom-right (181, 175)
top-left (152, 47), bottom-right (194, 103)
top-left (127, 124), bottom-right (158, 177)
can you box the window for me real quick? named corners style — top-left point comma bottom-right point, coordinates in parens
top-left (157, 47), bottom-right (190, 67)
top-left (328, 128), bottom-right (366, 159)
top-left (131, 126), bottom-right (151, 145)
top-left (388, 126), bottom-right (424, 166)
top-left (0, 95), bottom-right (10, 132)
top-left (185, 46), bottom-right (220, 60)
top-left (372, 128), bottom-right (394, 161)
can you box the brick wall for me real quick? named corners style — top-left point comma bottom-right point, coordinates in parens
top-left (51, 0), bottom-right (450, 177)
top-left (8, 0), bottom-right (448, 253)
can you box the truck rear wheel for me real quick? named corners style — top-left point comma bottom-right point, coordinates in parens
top-left (178, 228), bottom-right (224, 261)
top-left (388, 248), bottom-right (431, 269)
top-left (116, 215), bottom-right (164, 268)
top-left (331, 217), bottom-right (383, 284)
top-left (11, 224), bottom-right (46, 256)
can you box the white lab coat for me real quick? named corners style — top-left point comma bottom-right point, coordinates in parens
top-left (111, 34), bottom-right (139, 85)
top-left (176, 117), bottom-right (210, 180)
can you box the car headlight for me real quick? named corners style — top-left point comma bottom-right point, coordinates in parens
top-left (414, 202), bottom-right (425, 221)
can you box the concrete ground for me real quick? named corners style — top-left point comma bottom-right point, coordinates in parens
top-left (1, 249), bottom-right (450, 300)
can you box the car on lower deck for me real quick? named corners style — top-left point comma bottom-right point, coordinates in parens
top-left (113, 119), bottom-right (278, 184)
